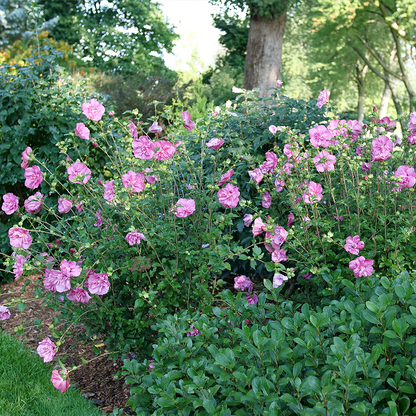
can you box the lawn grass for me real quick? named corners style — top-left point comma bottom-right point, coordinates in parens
top-left (0, 329), bottom-right (105, 416)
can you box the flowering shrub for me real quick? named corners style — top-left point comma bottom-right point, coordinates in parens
top-left (123, 273), bottom-right (416, 415)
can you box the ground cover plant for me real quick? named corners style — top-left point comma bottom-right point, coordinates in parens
top-left (0, 328), bottom-right (105, 416)
top-left (2, 80), bottom-right (416, 416)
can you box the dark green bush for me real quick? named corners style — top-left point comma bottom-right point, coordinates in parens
top-left (123, 272), bottom-right (416, 415)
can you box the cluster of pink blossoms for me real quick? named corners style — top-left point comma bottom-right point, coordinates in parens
top-left (234, 275), bottom-right (258, 305)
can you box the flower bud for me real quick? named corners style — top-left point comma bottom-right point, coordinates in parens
top-left (92, 142), bottom-right (98, 148)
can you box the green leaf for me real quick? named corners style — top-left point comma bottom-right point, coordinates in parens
top-left (17, 302), bottom-right (26, 313)
top-left (203, 398), bottom-right (216, 414)
top-left (395, 285), bottom-right (407, 299)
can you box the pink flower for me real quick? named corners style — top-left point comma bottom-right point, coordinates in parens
top-left (154, 140), bottom-right (175, 161)
top-left (51, 369), bottom-right (70, 393)
top-left (67, 162), bottom-right (91, 184)
top-left (283, 143), bottom-right (300, 161)
top-left (283, 163), bottom-right (293, 174)
top-left (272, 249), bottom-right (287, 263)
top-left (378, 116), bottom-right (397, 129)
top-left (0, 305), bottom-right (11, 320)
top-left (37, 337), bottom-right (56, 363)
top-left (206, 138), bottom-right (225, 150)
top-left (8, 227), bottom-right (32, 249)
top-left (82, 98), bottom-right (105, 121)
top-left (217, 183), bottom-right (240, 208)
top-left (252, 217), bottom-right (266, 236)
top-left (24, 166), bottom-right (43, 189)
top-left (260, 151), bottom-right (278, 173)
top-left (313, 150), bottom-right (336, 172)
top-left (86, 271), bottom-right (110, 295)
top-left (21, 146), bottom-right (32, 169)
top-left (248, 168), bottom-right (263, 184)
top-left (309, 125), bottom-right (332, 148)
top-left (181, 111), bottom-right (195, 132)
top-left (243, 214), bottom-right (253, 227)
top-left (271, 226), bottom-right (288, 249)
top-left (103, 180), bottom-right (114, 201)
top-left (234, 275), bottom-right (253, 292)
top-left (394, 165), bottom-right (416, 190)
top-left (122, 171), bottom-right (145, 193)
top-left (60, 260), bottom-right (81, 277)
top-left (371, 135), bottom-right (393, 162)
top-left (74, 123), bottom-right (90, 140)
top-left (362, 162), bottom-right (371, 171)
top-left (218, 169), bottom-right (234, 186)
top-left (67, 287), bottom-right (91, 303)
top-left (276, 79), bottom-right (283, 87)
top-left (316, 88), bottom-right (330, 108)
top-left (94, 210), bottom-right (103, 227)
top-left (132, 136), bottom-right (155, 159)
top-left (274, 178), bottom-right (285, 192)
top-left (125, 231), bottom-right (146, 246)
top-left (344, 236), bottom-right (365, 255)
top-left (327, 119), bottom-right (347, 138)
top-left (175, 198), bottom-right (195, 218)
top-left (347, 120), bottom-right (363, 140)
top-left (43, 270), bottom-right (70, 293)
top-left (186, 324), bottom-right (200, 337)
top-left (407, 134), bottom-right (416, 145)
top-left (287, 212), bottom-right (294, 227)
top-left (58, 198), bottom-right (72, 214)
top-left (2, 193), bottom-right (19, 215)
top-left (145, 168), bottom-right (157, 184)
top-left (149, 121), bottom-right (162, 133)
top-left (408, 112), bottom-right (416, 132)
top-left (129, 120), bottom-right (138, 140)
top-left (262, 191), bottom-right (271, 208)
top-left (303, 182), bottom-right (323, 204)
top-left (148, 360), bottom-right (155, 372)
top-left (269, 125), bottom-right (278, 135)
top-left (245, 294), bottom-right (258, 305)
top-left (13, 254), bottom-right (29, 280)
top-left (349, 256), bottom-right (374, 277)
top-left (273, 273), bottom-right (288, 288)
top-left (24, 192), bottom-right (43, 214)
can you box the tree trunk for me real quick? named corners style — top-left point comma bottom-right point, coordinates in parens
top-left (355, 61), bottom-right (368, 122)
top-left (244, 12), bottom-right (287, 97)
top-left (379, 81), bottom-right (391, 118)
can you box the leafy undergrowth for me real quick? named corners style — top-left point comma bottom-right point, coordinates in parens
top-left (0, 329), bottom-right (105, 416)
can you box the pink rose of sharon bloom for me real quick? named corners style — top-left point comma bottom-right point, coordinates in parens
top-left (313, 150), bottom-right (336, 172)
top-left (149, 121), bottom-right (162, 133)
top-left (67, 287), bottom-right (91, 303)
top-left (86, 271), bottom-right (110, 295)
top-left (0, 305), bottom-right (11, 320)
top-left (206, 138), bottom-right (225, 150)
top-left (24, 192), bottom-right (43, 214)
top-left (153, 140), bottom-right (175, 161)
top-left (287, 212), bottom-right (295, 227)
top-left (82, 98), bottom-right (105, 121)
top-left (349, 256), bottom-right (374, 277)
top-left (262, 191), bottom-right (271, 208)
top-left (122, 171), bottom-right (145, 193)
top-left (248, 168), bottom-right (263, 184)
top-left (43, 269), bottom-right (71, 293)
top-left (181, 111), bottom-right (195, 132)
top-left (271, 226), bottom-right (288, 249)
top-left (21, 146), bottom-right (32, 169)
top-left (8, 227), bottom-right (32, 249)
top-left (273, 273), bottom-right (288, 288)
top-left (234, 275), bottom-right (253, 292)
top-left (252, 217), bottom-right (266, 236)
top-left (36, 337), bottom-right (56, 363)
top-left (303, 182), bottom-right (323, 204)
top-left (2, 193), bottom-right (19, 215)
top-left (58, 198), bottom-right (72, 214)
top-left (103, 180), bottom-right (115, 201)
top-left (13, 254), bottom-right (29, 280)
top-left (175, 198), bottom-right (195, 218)
top-left (217, 183), bottom-right (240, 208)
top-left (309, 125), bottom-right (332, 148)
top-left (51, 369), bottom-right (70, 393)
top-left (269, 125), bottom-right (278, 135)
top-left (275, 178), bottom-right (285, 192)
top-left (245, 294), bottom-right (258, 305)
top-left (125, 231), bottom-right (146, 246)
top-left (260, 151), bottom-right (278, 173)
top-left (344, 236), bottom-right (365, 255)
top-left (132, 136), bottom-right (155, 159)
top-left (186, 325), bottom-right (200, 337)
top-left (74, 122), bottom-right (90, 140)
top-left (244, 214), bottom-right (253, 227)
top-left (394, 165), bottom-right (416, 190)
top-left (60, 260), bottom-right (81, 277)
top-left (371, 135), bottom-right (393, 162)
top-left (408, 112), bottom-right (416, 132)
top-left (218, 169), bottom-right (234, 186)
top-left (67, 162), bottom-right (91, 184)
top-left (316, 88), bottom-right (330, 109)
top-left (24, 166), bottom-right (43, 189)
top-left (272, 249), bottom-right (287, 263)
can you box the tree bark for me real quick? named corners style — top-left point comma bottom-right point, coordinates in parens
top-left (355, 60), bottom-right (368, 122)
top-left (244, 12), bottom-right (287, 97)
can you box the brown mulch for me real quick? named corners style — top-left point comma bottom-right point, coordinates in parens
top-left (0, 275), bottom-right (134, 415)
